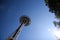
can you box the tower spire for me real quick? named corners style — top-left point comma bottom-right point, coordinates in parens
top-left (7, 15), bottom-right (31, 40)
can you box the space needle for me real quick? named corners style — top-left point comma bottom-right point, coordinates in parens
top-left (7, 15), bottom-right (31, 40)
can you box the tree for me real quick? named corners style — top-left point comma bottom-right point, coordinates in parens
top-left (45, 0), bottom-right (60, 28)
top-left (45, 0), bottom-right (60, 39)
top-left (45, 0), bottom-right (60, 18)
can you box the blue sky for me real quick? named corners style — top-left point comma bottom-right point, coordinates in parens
top-left (0, 0), bottom-right (56, 40)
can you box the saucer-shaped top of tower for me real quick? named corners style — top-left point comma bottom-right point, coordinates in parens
top-left (20, 15), bottom-right (31, 26)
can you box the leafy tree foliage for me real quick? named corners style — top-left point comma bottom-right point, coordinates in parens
top-left (45, 0), bottom-right (60, 28)
top-left (45, 0), bottom-right (60, 18)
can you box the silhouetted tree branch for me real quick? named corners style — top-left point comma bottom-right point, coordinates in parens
top-left (45, 0), bottom-right (60, 28)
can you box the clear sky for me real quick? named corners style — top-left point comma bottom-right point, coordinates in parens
top-left (0, 0), bottom-right (56, 40)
